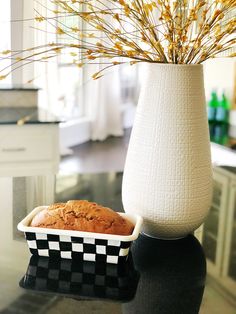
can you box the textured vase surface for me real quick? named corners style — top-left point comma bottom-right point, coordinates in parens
top-left (122, 64), bottom-right (213, 239)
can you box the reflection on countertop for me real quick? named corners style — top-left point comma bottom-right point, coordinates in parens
top-left (20, 254), bottom-right (139, 303)
top-left (123, 234), bottom-right (206, 314)
top-left (0, 107), bottom-right (60, 124)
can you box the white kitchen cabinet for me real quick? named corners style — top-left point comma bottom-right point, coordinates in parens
top-left (202, 167), bottom-right (229, 277)
top-left (201, 166), bottom-right (236, 297)
top-left (0, 124), bottom-right (59, 177)
top-left (221, 178), bottom-right (236, 294)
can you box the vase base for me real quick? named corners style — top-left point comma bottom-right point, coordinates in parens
top-left (141, 231), bottom-right (188, 240)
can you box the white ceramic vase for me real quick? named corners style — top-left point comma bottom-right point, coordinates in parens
top-left (122, 64), bottom-right (213, 239)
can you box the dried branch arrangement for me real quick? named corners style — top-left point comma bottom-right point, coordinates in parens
top-left (0, 0), bottom-right (235, 79)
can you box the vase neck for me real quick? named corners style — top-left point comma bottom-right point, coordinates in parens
top-left (141, 63), bottom-right (204, 93)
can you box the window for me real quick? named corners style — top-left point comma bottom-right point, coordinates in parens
top-left (0, 2), bottom-right (11, 85)
top-left (56, 6), bottom-right (84, 118)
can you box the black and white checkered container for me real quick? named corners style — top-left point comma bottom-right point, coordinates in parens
top-left (19, 255), bottom-right (139, 301)
top-left (17, 206), bottom-right (143, 264)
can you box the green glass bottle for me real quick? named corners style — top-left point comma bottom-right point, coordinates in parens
top-left (216, 91), bottom-right (230, 123)
top-left (207, 90), bottom-right (218, 122)
top-left (213, 123), bottom-right (229, 145)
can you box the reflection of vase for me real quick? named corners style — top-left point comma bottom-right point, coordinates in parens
top-left (122, 234), bottom-right (206, 314)
top-left (122, 64), bottom-right (212, 239)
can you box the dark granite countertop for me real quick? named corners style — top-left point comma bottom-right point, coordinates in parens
top-left (0, 107), bottom-right (60, 124)
top-left (0, 171), bottom-right (235, 313)
top-left (0, 85), bottom-right (39, 91)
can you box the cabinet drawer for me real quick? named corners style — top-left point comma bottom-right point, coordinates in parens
top-left (0, 135), bottom-right (54, 162)
top-left (0, 125), bottom-right (57, 162)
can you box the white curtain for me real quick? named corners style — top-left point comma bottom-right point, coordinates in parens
top-left (33, 0), bottom-right (60, 112)
top-left (82, 0), bottom-right (124, 141)
top-left (27, 0), bottom-right (124, 143)
top-left (84, 64), bottom-right (124, 141)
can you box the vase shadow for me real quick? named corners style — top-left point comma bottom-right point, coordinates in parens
top-left (122, 234), bottom-right (206, 314)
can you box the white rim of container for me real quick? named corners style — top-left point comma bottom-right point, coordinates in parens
top-left (17, 206), bottom-right (143, 242)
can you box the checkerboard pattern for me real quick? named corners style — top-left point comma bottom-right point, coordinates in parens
top-left (25, 232), bottom-right (132, 264)
top-left (20, 255), bottom-right (139, 301)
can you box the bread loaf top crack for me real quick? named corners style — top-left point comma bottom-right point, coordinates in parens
top-left (30, 200), bottom-right (134, 236)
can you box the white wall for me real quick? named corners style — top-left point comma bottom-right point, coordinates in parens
top-left (204, 58), bottom-right (236, 102)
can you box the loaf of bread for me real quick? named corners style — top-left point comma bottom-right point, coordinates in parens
top-left (30, 200), bottom-right (134, 236)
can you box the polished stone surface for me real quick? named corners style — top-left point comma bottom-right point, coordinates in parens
top-left (0, 172), bottom-right (235, 313)
top-left (0, 107), bottom-right (60, 124)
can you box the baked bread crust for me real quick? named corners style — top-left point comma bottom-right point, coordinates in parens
top-left (30, 200), bottom-right (134, 236)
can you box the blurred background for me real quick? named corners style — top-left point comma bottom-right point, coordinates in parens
top-left (0, 0), bottom-right (235, 166)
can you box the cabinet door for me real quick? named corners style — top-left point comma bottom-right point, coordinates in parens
top-left (221, 181), bottom-right (236, 293)
top-left (202, 169), bottom-right (229, 276)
